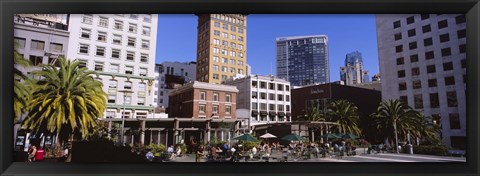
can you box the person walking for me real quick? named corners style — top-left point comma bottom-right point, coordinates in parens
top-left (195, 145), bottom-right (204, 162)
top-left (27, 145), bottom-right (37, 162)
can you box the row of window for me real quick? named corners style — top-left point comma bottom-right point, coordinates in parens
top-left (394, 30), bottom-right (466, 48)
top-left (14, 38), bottom-right (63, 53)
top-left (105, 111), bottom-right (148, 119)
top-left (212, 14), bottom-right (245, 26)
top-left (427, 113), bottom-right (462, 130)
top-left (252, 81), bottom-right (290, 91)
top-left (213, 21), bottom-right (245, 34)
top-left (399, 90), bottom-right (461, 112)
top-left (199, 104), bottom-right (232, 115)
top-left (251, 92), bottom-right (290, 102)
top-left (398, 74), bottom-right (466, 91)
top-left (393, 14), bottom-right (465, 29)
top-left (81, 14), bottom-right (151, 27)
top-left (80, 28), bottom-right (150, 49)
top-left (78, 44), bottom-right (150, 63)
top-left (252, 102), bottom-right (291, 112)
top-left (77, 60), bottom-right (149, 76)
top-left (212, 37), bottom-right (245, 49)
top-left (107, 94), bottom-right (146, 105)
top-left (396, 45), bottom-right (465, 65)
top-left (199, 91), bottom-right (232, 102)
top-left (397, 60), bottom-right (466, 78)
top-left (212, 48), bottom-right (244, 58)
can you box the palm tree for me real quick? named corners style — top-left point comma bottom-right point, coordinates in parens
top-left (303, 106), bottom-right (325, 122)
top-left (326, 99), bottom-right (361, 136)
top-left (14, 50), bottom-right (32, 120)
top-left (22, 57), bottom-right (107, 161)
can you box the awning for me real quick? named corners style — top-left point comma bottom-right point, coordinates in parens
top-left (286, 112), bottom-right (292, 117)
top-left (278, 112), bottom-right (285, 117)
top-left (260, 111), bottom-right (268, 116)
top-left (251, 110), bottom-right (259, 116)
top-left (269, 111), bottom-right (277, 117)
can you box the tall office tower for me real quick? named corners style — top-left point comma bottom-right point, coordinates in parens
top-left (276, 35), bottom-right (329, 86)
top-left (376, 14), bottom-right (466, 149)
top-left (340, 51), bottom-right (366, 86)
top-left (363, 71), bottom-right (370, 83)
top-left (154, 61), bottom-right (197, 108)
top-left (195, 14), bottom-right (248, 84)
top-left (66, 14), bottom-right (158, 120)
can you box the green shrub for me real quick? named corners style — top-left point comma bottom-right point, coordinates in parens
top-left (412, 145), bottom-right (448, 156)
top-left (145, 143), bottom-right (166, 154)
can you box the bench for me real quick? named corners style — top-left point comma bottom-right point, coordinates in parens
top-left (447, 150), bottom-right (466, 157)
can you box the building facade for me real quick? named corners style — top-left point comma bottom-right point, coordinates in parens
top-left (376, 14), bottom-right (466, 149)
top-left (168, 81), bottom-right (238, 119)
top-left (195, 14), bottom-right (248, 84)
top-left (340, 51), bottom-right (368, 86)
top-left (223, 75), bottom-right (292, 129)
top-left (66, 14), bottom-right (158, 121)
top-left (154, 61), bottom-right (196, 108)
top-left (276, 35), bottom-right (329, 86)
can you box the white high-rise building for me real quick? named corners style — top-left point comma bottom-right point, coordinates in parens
top-left (66, 14), bottom-right (158, 119)
top-left (376, 14), bottom-right (466, 149)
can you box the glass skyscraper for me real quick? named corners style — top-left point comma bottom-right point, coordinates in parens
top-left (276, 35), bottom-right (329, 86)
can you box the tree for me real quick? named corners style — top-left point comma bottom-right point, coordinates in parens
top-left (303, 106), bottom-right (325, 122)
top-left (22, 57), bottom-right (107, 161)
top-left (326, 100), bottom-right (361, 136)
top-left (13, 50), bottom-right (32, 120)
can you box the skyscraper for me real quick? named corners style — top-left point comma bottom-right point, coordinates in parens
top-left (340, 51), bottom-right (366, 85)
top-left (276, 35), bottom-right (329, 86)
top-left (196, 14), bottom-right (248, 84)
top-left (376, 14), bottom-right (466, 149)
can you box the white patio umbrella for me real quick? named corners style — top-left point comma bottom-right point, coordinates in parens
top-left (260, 133), bottom-right (277, 139)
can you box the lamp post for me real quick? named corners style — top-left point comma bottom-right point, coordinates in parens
top-left (393, 119), bottom-right (399, 154)
top-left (119, 90), bottom-right (133, 146)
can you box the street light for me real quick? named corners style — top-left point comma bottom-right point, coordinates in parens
top-left (119, 90), bottom-right (133, 146)
top-left (393, 119), bottom-right (399, 154)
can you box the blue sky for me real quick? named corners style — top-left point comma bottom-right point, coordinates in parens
top-left (156, 14), bottom-right (379, 82)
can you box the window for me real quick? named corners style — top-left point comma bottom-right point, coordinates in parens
top-left (425, 51), bottom-right (434, 60)
top-left (77, 60), bottom-right (87, 68)
top-left (409, 42), bottom-right (417, 50)
top-left (213, 92), bottom-right (219, 101)
top-left (114, 20), bottom-right (123, 30)
top-left (445, 76), bottom-right (455, 85)
top-left (449, 113), bottom-right (460, 129)
top-left (237, 61), bottom-right (244, 66)
top-left (424, 37), bottom-right (433, 46)
top-left (199, 105), bottom-right (206, 113)
top-left (395, 45), bottom-right (403, 53)
top-left (222, 66), bottom-right (227, 72)
top-left (49, 43), bottom-right (63, 53)
top-left (252, 91), bottom-right (257, 99)
top-left (394, 33), bottom-right (402, 41)
top-left (230, 59), bottom-right (235, 65)
top-left (447, 91), bottom-right (458, 107)
top-left (137, 97), bottom-right (145, 105)
top-left (411, 67), bottom-right (420, 76)
top-left (441, 48), bottom-right (452, 57)
top-left (80, 28), bottom-right (91, 39)
top-left (222, 32), bottom-right (228, 38)
top-left (125, 65), bottom-right (133, 75)
top-left (412, 80), bottom-right (421, 89)
top-left (231, 26), bottom-right (236, 32)
top-left (98, 17), bottom-right (108, 27)
top-left (269, 104), bottom-right (275, 111)
top-left (286, 95), bottom-right (290, 102)
top-left (141, 40), bottom-right (150, 49)
top-left (95, 46), bottom-right (105, 56)
top-left (226, 105), bottom-right (231, 114)
top-left (29, 55), bottom-right (43, 66)
top-left (286, 85), bottom-right (290, 91)
top-left (108, 95), bottom-right (116, 103)
top-left (214, 30), bottom-right (220, 36)
top-left (238, 28), bottom-right (244, 33)
top-left (410, 54), bottom-right (419, 63)
top-left (421, 14), bottom-right (430, 20)
top-left (438, 19), bottom-right (448, 29)
top-left (212, 105), bottom-right (219, 114)
top-left (222, 40), bottom-right (228, 46)
top-left (422, 24), bottom-right (431, 33)
top-left (238, 36), bottom-right (244, 42)
top-left (398, 70), bottom-right (405, 78)
top-left (30, 40), bottom-right (45, 50)
top-left (461, 59), bottom-right (466, 68)
top-left (457, 29), bottom-right (466, 39)
top-left (443, 62), bottom-right (453, 71)
top-left (230, 51), bottom-right (236, 57)
top-left (110, 64), bottom-right (119, 73)
top-left (238, 53), bottom-right (244, 58)
top-left (139, 68), bottom-right (147, 76)
top-left (407, 29), bottom-right (416, 37)
top-left (239, 44), bottom-right (244, 50)
top-left (222, 23), bottom-right (228, 30)
top-left (459, 44), bottom-right (466, 54)
top-left (277, 84), bottom-right (284, 91)
top-left (140, 54), bottom-right (149, 63)
top-left (200, 91), bottom-right (206, 100)
top-left (393, 20), bottom-right (401, 28)
top-left (268, 93), bottom-right (275, 100)
top-left (14, 37), bottom-right (26, 49)
top-left (230, 42), bottom-right (236, 48)
top-left (414, 94), bottom-right (423, 109)
top-left (221, 49), bottom-right (227, 55)
top-left (406, 16), bottom-right (415, 24)
top-left (399, 82), bottom-right (407, 91)
top-left (278, 105), bottom-right (284, 112)
top-left (130, 14), bottom-right (138, 19)
top-left (430, 93), bottom-right (440, 108)
top-left (124, 81), bottom-right (132, 90)
top-left (94, 62), bottom-right (104, 71)
top-left (142, 26), bottom-right (151, 36)
top-left (229, 67), bottom-right (235, 73)
top-left (455, 15), bottom-right (466, 24)
top-left (226, 94), bottom-right (231, 102)
top-left (213, 48), bottom-right (219, 54)
top-left (213, 39), bottom-right (219, 45)
top-left (213, 56), bottom-right (219, 62)
top-left (439, 33), bottom-right (450, 43)
top-left (111, 49), bottom-right (120, 59)
top-left (138, 83), bottom-right (146, 96)
top-left (252, 102), bottom-right (258, 110)
top-left (396, 57), bottom-right (404, 65)
top-left (97, 31), bottom-right (107, 42)
top-left (260, 92), bottom-right (266, 100)
top-left (113, 34), bottom-right (122, 45)
top-left (427, 65), bottom-right (436, 73)
top-left (277, 94), bottom-right (283, 101)
top-left (128, 37), bottom-right (136, 47)
top-left (231, 34), bottom-right (236, 40)
top-left (128, 23), bottom-right (137, 33)
top-left (399, 96), bottom-right (408, 105)
top-left (260, 82), bottom-right (266, 89)
top-left (428, 79), bottom-right (437, 87)
top-left (81, 15), bottom-right (93, 24)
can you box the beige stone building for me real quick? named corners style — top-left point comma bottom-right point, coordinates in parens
top-left (195, 14), bottom-right (247, 84)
